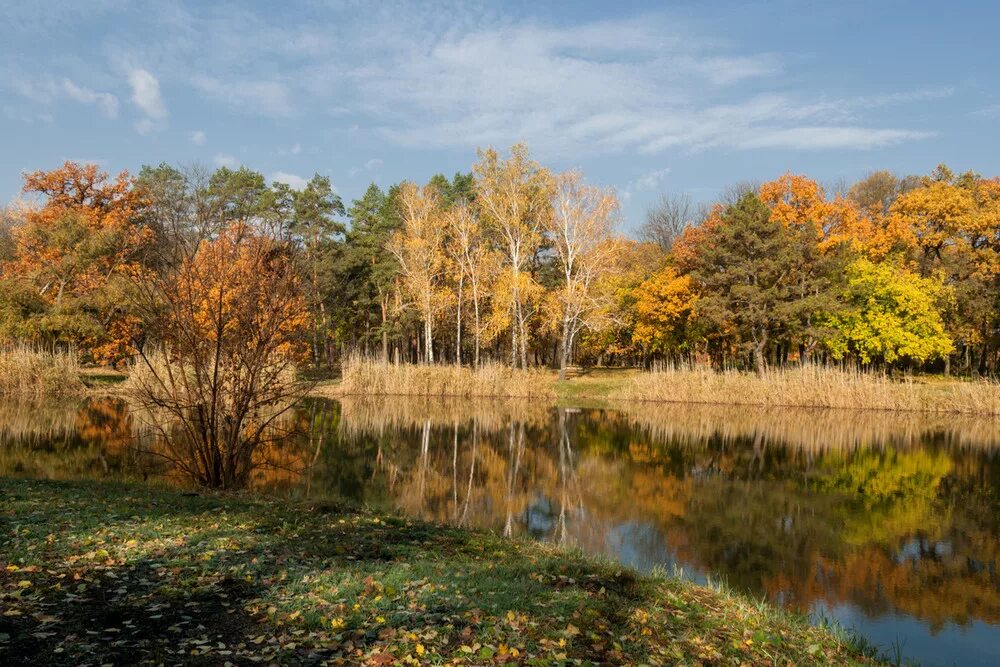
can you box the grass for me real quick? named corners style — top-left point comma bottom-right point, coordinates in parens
top-left (0, 347), bottom-right (84, 399)
top-left (0, 478), bottom-right (883, 666)
top-left (334, 355), bottom-right (555, 399)
top-left (613, 364), bottom-right (1000, 415)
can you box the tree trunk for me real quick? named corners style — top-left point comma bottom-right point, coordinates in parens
top-left (380, 294), bottom-right (389, 361)
top-left (455, 274), bottom-right (463, 367)
top-left (558, 314), bottom-right (572, 381)
top-left (753, 335), bottom-right (767, 375)
top-left (472, 283), bottom-right (481, 369)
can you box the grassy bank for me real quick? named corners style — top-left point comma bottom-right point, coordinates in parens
top-left (613, 364), bottom-right (1000, 415)
top-left (335, 356), bottom-right (555, 399)
top-left (0, 347), bottom-right (84, 398)
top-left (0, 479), bottom-right (880, 666)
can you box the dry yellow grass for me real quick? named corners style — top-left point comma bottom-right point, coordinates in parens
top-left (336, 356), bottom-right (555, 399)
top-left (614, 364), bottom-right (1000, 415)
top-left (337, 396), bottom-right (551, 435)
top-left (0, 346), bottom-right (85, 398)
top-left (623, 402), bottom-right (1000, 452)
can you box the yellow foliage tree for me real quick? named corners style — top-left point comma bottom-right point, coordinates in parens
top-left (632, 266), bottom-right (697, 358)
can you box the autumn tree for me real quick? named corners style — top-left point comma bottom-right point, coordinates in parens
top-left (388, 182), bottom-right (447, 363)
top-left (824, 259), bottom-right (953, 365)
top-left (0, 162), bottom-right (152, 364)
top-left (547, 171), bottom-right (619, 379)
top-left (128, 223), bottom-right (310, 489)
top-left (632, 266), bottom-right (697, 361)
top-left (474, 144), bottom-right (554, 368)
top-left (445, 200), bottom-right (496, 367)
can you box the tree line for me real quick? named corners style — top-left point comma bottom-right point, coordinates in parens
top-left (1, 148), bottom-right (998, 377)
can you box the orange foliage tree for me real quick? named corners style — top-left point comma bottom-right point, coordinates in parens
top-left (129, 223), bottom-right (310, 489)
top-left (0, 162), bottom-right (152, 364)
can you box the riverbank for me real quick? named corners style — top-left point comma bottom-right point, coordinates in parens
top-left (34, 352), bottom-right (1000, 417)
top-left (1, 478), bottom-right (881, 666)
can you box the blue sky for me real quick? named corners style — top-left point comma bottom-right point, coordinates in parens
top-left (2, 0), bottom-right (998, 234)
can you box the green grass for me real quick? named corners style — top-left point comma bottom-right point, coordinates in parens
top-left (0, 478), bottom-right (883, 666)
top-left (552, 367), bottom-right (635, 405)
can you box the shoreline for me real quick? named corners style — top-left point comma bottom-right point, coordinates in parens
top-left (73, 364), bottom-right (1000, 418)
top-left (1, 478), bottom-right (884, 665)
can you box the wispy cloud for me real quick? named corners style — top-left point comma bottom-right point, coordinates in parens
top-left (4, 75), bottom-right (118, 119)
top-left (192, 75), bottom-right (293, 117)
top-left (736, 126), bottom-right (933, 150)
top-left (128, 68), bottom-right (167, 133)
top-left (190, 130), bottom-right (206, 145)
top-left (61, 79), bottom-right (119, 118)
top-left (1, 4), bottom-right (950, 159)
top-left (349, 158), bottom-right (383, 177)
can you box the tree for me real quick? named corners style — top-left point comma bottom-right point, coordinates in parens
top-left (547, 171), bottom-right (619, 379)
top-left (473, 144), bottom-right (554, 368)
top-left (685, 192), bottom-right (816, 373)
top-left (388, 182), bottom-right (447, 363)
top-left (639, 194), bottom-right (694, 251)
top-left (339, 184), bottom-right (402, 359)
top-left (1, 162), bottom-right (152, 364)
top-left (128, 223), bottom-right (310, 489)
top-left (445, 200), bottom-right (495, 367)
top-left (290, 174), bottom-right (345, 366)
top-left (632, 266), bottom-right (697, 360)
top-left (824, 258), bottom-right (953, 365)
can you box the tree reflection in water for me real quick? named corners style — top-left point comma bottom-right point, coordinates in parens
top-left (4, 395), bottom-right (1000, 662)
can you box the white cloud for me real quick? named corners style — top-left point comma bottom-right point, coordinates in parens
top-left (190, 130), bottom-right (206, 145)
top-left (134, 118), bottom-right (154, 135)
top-left (632, 167), bottom-right (671, 192)
top-left (736, 126), bottom-right (933, 150)
top-left (5, 75), bottom-right (118, 119)
top-left (128, 68), bottom-right (167, 119)
top-left (61, 79), bottom-right (119, 118)
top-left (345, 15), bottom-right (932, 156)
top-left (349, 158), bottom-right (383, 177)
top-left (270, 170), bottom-right (308, 190)
top-left (192, 75), bottom-right (293, 117)
top-left (213, 153), bottom-right (239, 168)
top-left (47, 4), bottom-right (940, 156)
top-left (291, 143), bottom-right (301, 155)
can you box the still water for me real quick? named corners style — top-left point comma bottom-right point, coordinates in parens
top-left (3, 396), bottom-right (1000, 666)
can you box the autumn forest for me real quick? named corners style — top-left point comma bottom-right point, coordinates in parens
top-left (1, 145), bottom-right (998, 379)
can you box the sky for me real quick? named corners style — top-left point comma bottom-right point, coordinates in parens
top-left (1, 0), bottom-right (998, 234)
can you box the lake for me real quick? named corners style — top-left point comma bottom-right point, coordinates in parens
top-left (3, 395), bottom-right (999, 666)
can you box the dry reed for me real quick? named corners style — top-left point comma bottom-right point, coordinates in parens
top-left (614, 364), bottom-right (1000, 415)
top-left (622, 402), bottom-right (1000, 452)
top-left (336, 396), bottom-right (551, 436)
top-left (0, 346), bottom-right (85, 398)
top-left (336, 355), bottom-right (555, 399)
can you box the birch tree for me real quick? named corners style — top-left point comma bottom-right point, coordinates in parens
top-left (446, 201), bottom-right (497, 367)
top-left (548, 171), bottom-right (619, 379)
top-left (473, 144), bottom-right (553, 368)
top-left (387, 182), bottom-right (446, 363)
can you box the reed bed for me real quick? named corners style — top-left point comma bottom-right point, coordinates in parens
top-left (336, 356), bottom-right (555, 399)
top-left (622, 403), bottom-right (1000, 453)
top-left (614, 364), bottom-right (1000, 415)
top-left (0, 346), bottom-right (85, 398)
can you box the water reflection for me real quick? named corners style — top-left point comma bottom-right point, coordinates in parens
top-left (3, 396), bottom-right (1000, 666)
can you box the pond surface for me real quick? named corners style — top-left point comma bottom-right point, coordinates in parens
top-left (3, 396), bottom-right (1000, 666)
